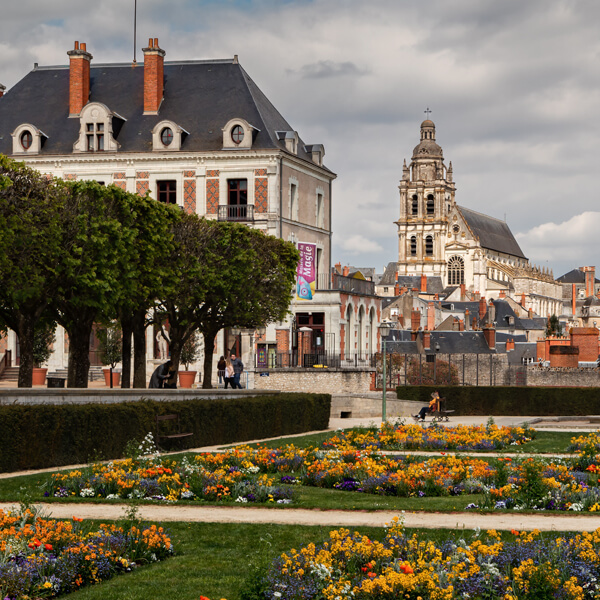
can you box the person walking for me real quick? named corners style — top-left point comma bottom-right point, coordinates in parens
top-left (224, 358), bottom-right (234, 389)
top-left (217, 355), bottom-right (226, 387)
top-left (230, 353), bottom-right (244, 389)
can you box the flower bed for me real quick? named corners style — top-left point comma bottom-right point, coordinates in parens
top-left (45, 454), bottom-right (295, 505)
top-left (323, 421), bottom-right (535, 451)
top-left (0, 505), bottom-right (172, 599)
top-left (260, 517), bottom-right (600, 599)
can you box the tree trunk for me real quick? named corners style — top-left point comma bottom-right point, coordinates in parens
top-left (201, 327), bottom-right (218, 389)
top-left (132, 309), bottom-right (147, 388)
top-left (66, 321), bottom-right (93, 388)
top-left (120, 318), bottom-right (133, 388)
top-left (16, 317), bottom-right (35, 388)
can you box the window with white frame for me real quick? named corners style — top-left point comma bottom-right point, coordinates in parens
top-left (290, 182), bottom-right (298, 220)
top-left (316, 192), bottom-right (325, 228)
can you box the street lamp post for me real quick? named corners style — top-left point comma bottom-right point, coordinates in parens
top-left (379, 321), bottom-right (392, 422)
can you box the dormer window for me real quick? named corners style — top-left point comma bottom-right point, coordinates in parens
top-left (231, 125), bottom-right (244, 144)
top-left (86, 122), bottom-right (104, 151)
top-left (11, 123), bottom-right (47, 154)
top-left (222, 118), bottom-right (256, 150)
top-left (73, 102), bottom-right (123, 153)
top-left (20, 131), bottom-right (32, 150)
top-left (160, 127), bottom-right (173, 146)
top-left (152, 120), bottom-right (187, 151)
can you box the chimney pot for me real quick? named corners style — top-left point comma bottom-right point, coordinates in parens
top-left (74, 41), bottom-right (79, 50)
top-left (81, 42), bottom-right (86, 51)
top-left (154, 37), bottom-right (159, 47)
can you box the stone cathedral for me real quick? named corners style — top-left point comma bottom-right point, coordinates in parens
top-left (396, 119), bottom-right (562, 316)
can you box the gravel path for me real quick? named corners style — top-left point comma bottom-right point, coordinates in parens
top-left (1, 502), bottom-right (598, 533)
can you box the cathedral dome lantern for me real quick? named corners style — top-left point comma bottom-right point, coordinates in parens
top-left (412, 119), bottom-right (443, 160)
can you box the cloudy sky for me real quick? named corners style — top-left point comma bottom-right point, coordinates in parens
top-left (1, 0), bottom-right (599, 278)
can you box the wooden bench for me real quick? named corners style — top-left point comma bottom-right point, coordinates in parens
top-left (412, 397), bottom-right (454, 423)
top-left (155, 414), bottom-right (193, 449)
top-left (430, 397), bottom-right (454, 422)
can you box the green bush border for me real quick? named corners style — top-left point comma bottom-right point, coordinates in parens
top-left (396, 385), bottom-right (600, 416)
top-left (0, 393), bottom-right (330, 472)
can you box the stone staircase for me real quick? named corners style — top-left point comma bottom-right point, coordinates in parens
top-left (0, 366), bottom-right (19, 383)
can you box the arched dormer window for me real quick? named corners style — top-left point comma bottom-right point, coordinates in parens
top-left (222, 118), bottom-right (257, 150)
top-left (411, 195), bottom-right (418, 216)
top-left (11, 123), bottom-right (48, 155)
top-left (425, 235), bottom-right (433, 256)
top-left (73, 102), bottom-right (125, 153)
top-left (426, 194), bottom-right (434, 215)
top-left (151, 120), bottom-right (188, 151)
top-left (447, 255), bottom-right (465, 285)
top-left (410, 236), bottom-right (417, 256)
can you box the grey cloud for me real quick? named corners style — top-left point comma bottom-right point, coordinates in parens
top-left (292, 60), bottom-right (369, 79)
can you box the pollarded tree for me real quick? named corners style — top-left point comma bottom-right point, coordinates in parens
top-left (154, 214), bottom-right (219, 375)
top-left (0, 155), bottom-right (66, 387)
top-left (52, 181), bottom-right (138, 387)
top-left (195, 223), bottom-right (299, 388)
top-left (114, 196), bottom-right (181, 388)
top-left (155, 217), bottom-right (298, 388)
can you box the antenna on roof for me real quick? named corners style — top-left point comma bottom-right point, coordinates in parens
top-left (133, 0), bottom-right (137, 64)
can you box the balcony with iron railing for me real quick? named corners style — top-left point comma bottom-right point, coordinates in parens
top-left (218, 204), bottom-right (254, 222)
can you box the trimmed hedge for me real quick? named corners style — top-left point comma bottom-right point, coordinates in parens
top-left (0, 393), bottom-right (330, 473)
top-left (396, 385), bottom-right (600, 416)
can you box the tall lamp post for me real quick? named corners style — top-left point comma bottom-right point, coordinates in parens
top-left (379, 321), bottom-right (392, 422)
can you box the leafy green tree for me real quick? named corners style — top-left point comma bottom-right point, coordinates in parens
top-left (52, 181), bottom-right (137, 387)
top-left (97, 325), bottom-right (122, 369)
top-left (546, 314), bottom-right (562, 337)
top-left (32, 320), bottom-right (57, 367)
top-left (0, 155), bottom-right (65, 387)
top-left (194, 224), bottom-right (299, 388)
top-left (155, 217), bottom-right (298, 388)
top-left (114, 196), bottom-right (180, 388)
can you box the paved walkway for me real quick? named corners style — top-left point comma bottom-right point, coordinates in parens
top-left (0, 502), bottom-right (597, 532)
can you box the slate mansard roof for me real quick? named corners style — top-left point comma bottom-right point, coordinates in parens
top-left (457, 206), bottom-right (526, 259)
top-left (0, 58), bottom-right (330, 168)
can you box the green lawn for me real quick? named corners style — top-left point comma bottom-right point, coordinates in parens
top-left (57, 521), bottom-right (584, 600)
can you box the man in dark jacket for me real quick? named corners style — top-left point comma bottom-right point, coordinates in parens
top-left (230, 354), bottom-right (244, 389)
top-left (149, 360), bottom-right (173, 388)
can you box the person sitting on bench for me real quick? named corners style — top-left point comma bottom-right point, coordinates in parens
top-left (414, 391), bottom-right (440, 421)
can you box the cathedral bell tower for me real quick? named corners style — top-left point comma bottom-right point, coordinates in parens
top-left (396, 119), bottom-right (456, 278)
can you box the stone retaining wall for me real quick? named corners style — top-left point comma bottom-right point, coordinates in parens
top-left (251, 368), bottom-right (373, 394)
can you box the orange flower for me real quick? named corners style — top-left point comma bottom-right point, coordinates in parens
top-left (45, 543), bottom-right (53, 551)
top-left (510, 529), bottom-right (520, 536)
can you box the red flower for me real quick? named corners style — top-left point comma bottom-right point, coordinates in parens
top-left (368, 572), bottom-right (377, 579)
top-left (44, 543), bottom-right (53, 551)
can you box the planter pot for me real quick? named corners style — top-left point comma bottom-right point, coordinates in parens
top-left (102, 368), bottom-right (121, 387)
top-left (178, 371), bottom-right (196, 388)
top-left (32, 368), bottom-right (48, 386)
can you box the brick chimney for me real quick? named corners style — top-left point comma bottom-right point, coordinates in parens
top-left (394, 283), bottom-right (400, 296)
top-left (67, 41), bottom-right (92, 116)
top-left (423, 329), bottom-right (431, 349)
top-left (506, 338), bottom-right (514, 351)
top-left (487, 299), bottom-right (495, 325)
top-left (483, 324), bottom-right (496, 349)
top-left (0, 84), bottom-right (5, 98)
top-left (143, 38), bottom-right (166, 114)
top-left (479, 297), bottom-right (487, 322)
top-left (460, 283), bottom-right (466, 301)
top-left (342, 265), bottom-right (349, 277)
top-left (581, 266), bottom-right (596, 297)
top-left (420, 274), bottom-right (427, 293)
top-left (458, 318), bottom-right (464, 331)
top-left (464, 308), bottom-right (470, 331)
top-left (427, 302), bottom-right (435, 331)
top-left (521, 293), bottom-right (526, 307)
top-left (411, 309), bottom-right (421, 331)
